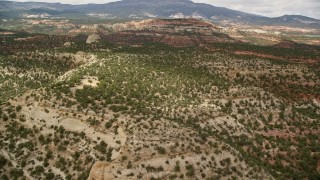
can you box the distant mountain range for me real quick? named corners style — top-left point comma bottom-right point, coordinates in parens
top-left (1, 0), bottom-right (320, 28)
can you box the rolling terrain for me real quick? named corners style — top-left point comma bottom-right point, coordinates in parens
top-left (0, 17), bottom-right (319, 180)
top-left (0, 0), bottom-right (320, 178)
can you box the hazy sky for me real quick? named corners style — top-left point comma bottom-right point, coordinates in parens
top-left (9, 0), bottom-right (320, 19)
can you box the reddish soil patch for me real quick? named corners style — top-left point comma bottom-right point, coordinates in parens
top-left (105, 31), bottom-right (159, 45)
top-left (105, 30), bottom-right (235, 47)
top-left (234, 51), bottom-right (318, 64)
top-left (297, 94), bottom-right (320, 101)
top-left (161, 35), bottom-right (196, 47)
top-left (260, 130), bottom-right (296, 138)
top-left (273, 40), bottom-right (298, 49)
top-left (235, 51), bottom-right (281, 59)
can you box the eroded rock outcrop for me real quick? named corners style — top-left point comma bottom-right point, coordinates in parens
top-left (88, 162), bottom-right (110, 180)
top-left (86, 34), bottom-right (101, 44)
